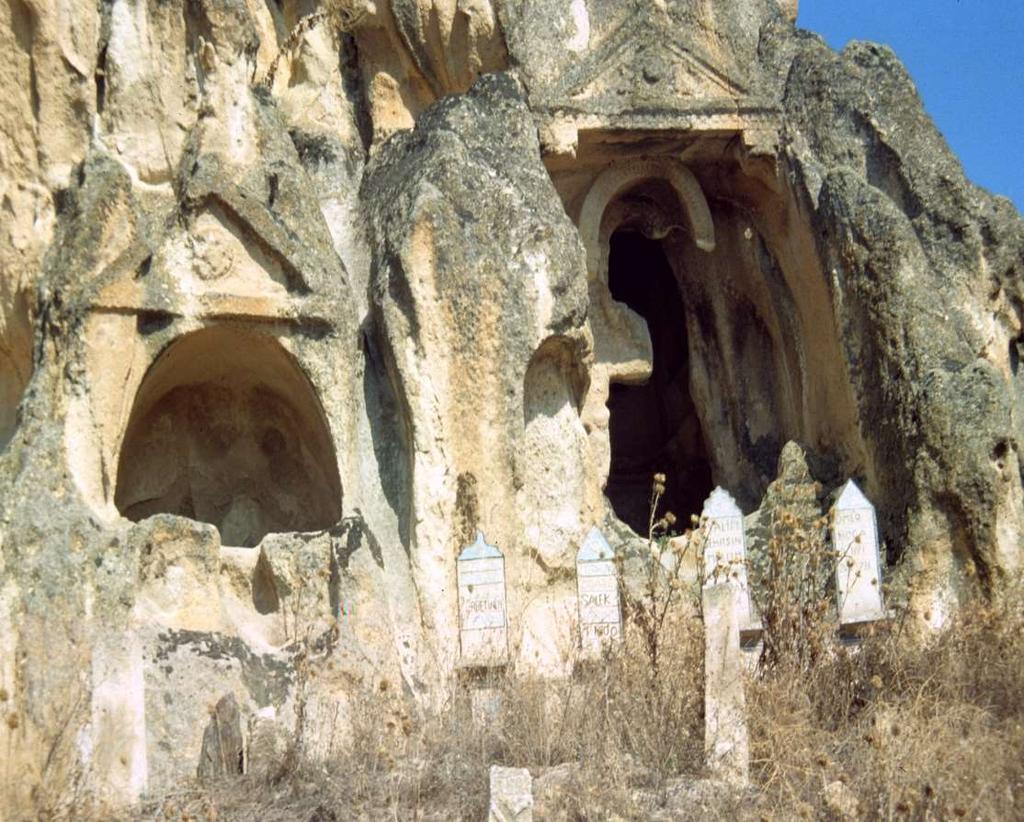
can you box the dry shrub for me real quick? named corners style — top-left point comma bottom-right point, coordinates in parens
top-left (745, 483), bottom-right (1024, 820)
top-left (519, 615), bottom-right (702, 772)
top-left (135, 477), bottom-right (706, 819)
top-left (749, 589), bottom-right (1024, 820)
top-left (622, 471), bottom-right (690, 676)
top-left (746, 448), bottom-right (836, 676)
top-left (134, 472), bottom-right (1023, 820)
top-left (138, 593), bottom-right (1024, 821)
top-left (132, 611), bottom-right (704, 821)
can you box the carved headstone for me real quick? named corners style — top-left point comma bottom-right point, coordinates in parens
top-left (832, 481), bottom-right (885, 624)
top-left (575, 527), bottom-right (622, 657)
top-left (197, 693), bottom-right (244, 780)
top-left (457, 531), bottom-right (509, 666)
top-left (702, 488), bottom-right (745, 581)
top-left (701, 488), bottom-right (759, 633)
top-left (703, 582), bottom-right (749, 785)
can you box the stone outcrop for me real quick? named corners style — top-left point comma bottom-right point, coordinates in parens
top-left (0, 0), bottom-right (1021, 814)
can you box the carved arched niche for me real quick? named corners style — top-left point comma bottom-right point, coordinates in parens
top-left (519, 336), bottom-right (590, 565)
top-left (577, 159), bottom-right (718, 530)
top-left (575, 153), bottom-right (866, 528)
top-left (114, 326), bottom-right (342, 547)
top-left (579, 159), bottom-right (715, 277)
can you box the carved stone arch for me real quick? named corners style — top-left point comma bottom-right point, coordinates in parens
top-left (578, 158), bottom-right (715, 277)
top-left (114, 326), bottom-right (343, 547)
top-left (575, 159), bottom-right (718, 532)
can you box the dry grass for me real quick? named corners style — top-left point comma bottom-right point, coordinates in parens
top-left (132, 615), bottom-right (704, 821)
top-left (747, 594), bottom-right (1024, 820)
top-left (131, 470), bottom-right (1023, 822)
top-left (134, 586), bottom-right (1024, 822)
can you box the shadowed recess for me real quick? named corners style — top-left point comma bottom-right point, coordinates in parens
top-left (605, 230), bottom-right (713, 533)
top-left (115, 326), bottom-right (342, 547)
top-left (0, 288), bottom-right (33, 450)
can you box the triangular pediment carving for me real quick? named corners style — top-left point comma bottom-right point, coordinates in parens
top-left (90, 202), bottom-right (321, 323)
top-left (186, 203), bottom-right (300, 299)
top-left (551, 7), bottom-right (747, 110)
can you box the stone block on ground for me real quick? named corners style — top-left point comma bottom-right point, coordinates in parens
top-left (489, 765), bottom-right (533, 822)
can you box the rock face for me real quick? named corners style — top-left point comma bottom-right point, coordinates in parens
top-left (0, 0), bottom-right (1021, 813)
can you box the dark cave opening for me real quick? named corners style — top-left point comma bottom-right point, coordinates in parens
top-left (605, 230), bottom-right (714, 534)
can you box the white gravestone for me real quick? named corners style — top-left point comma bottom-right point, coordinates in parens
top-left (457, 531), bottom-right (509, 666)
top-left (701, 487), bottom-right (760, 634)
top-left (576, 527), bottom-right (622, 657)
top-left (832, 481), bottom-right (885, 624)
top-left (703, 581), bottom-right (750, 785)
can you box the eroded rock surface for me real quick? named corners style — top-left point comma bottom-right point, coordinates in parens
top-left (0, 0), bottom-right (1021, 814)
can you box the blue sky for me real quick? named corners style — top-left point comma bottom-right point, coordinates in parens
top-left (798, 2), bottom-right (1023, 213)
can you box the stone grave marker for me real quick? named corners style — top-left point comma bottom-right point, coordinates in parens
top-left (701, 487), bottom-right (760, 634)
top-left (457, 531), bottom-right (509, 666)
top-left (576, 527), bottom-right (622, 657)
top-left (832, 481), bottom-right (885, 624)
top-left (703, 581), bottom-right (749, 785)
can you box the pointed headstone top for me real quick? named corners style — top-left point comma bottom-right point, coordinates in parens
top-left (831, 479), bottom-right (885, 624)
top-left (702, 487), bottom-right (742, 520)
top-left (577, 526), bottom-right (614, 562)
top-left (835, 480), bottom-right (872, 511)
top-left (458, 530), bottom-right (502, 561)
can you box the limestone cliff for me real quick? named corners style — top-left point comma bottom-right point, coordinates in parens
top-left (0, 0), bottom-right (1021, 813)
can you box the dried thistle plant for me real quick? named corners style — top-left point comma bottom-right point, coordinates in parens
top-left (263, 1), bottom-right (371, 88)
top-left (619, 472), bottom-right (695, 674)
top-left (130, 580), bottom-right (1024, 821)
top-left (747, 468), bottom-right (835, 675)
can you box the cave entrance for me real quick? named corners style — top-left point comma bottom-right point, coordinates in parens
top-left (605, 230), bottom-right (713, 534)
top-left (114, 327), bottom-right (343, 547)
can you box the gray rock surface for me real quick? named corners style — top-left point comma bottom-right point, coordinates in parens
top-left (779, 35), bottom-right (1024, 613)
top-left (197, 693), bottom-right (245, 780)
